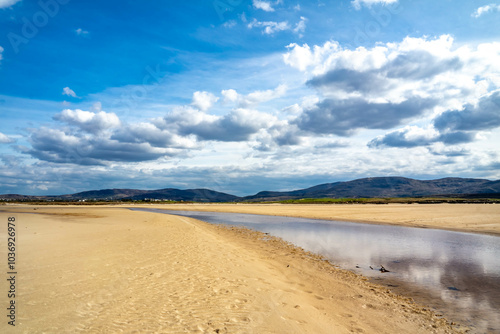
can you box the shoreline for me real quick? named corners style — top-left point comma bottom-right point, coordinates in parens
top-left (126, 203), bottom-right (500, 237)
top-left (0, 206), bottom-right (463, 333)
top-left (3, 202), bottom-right (500, 237)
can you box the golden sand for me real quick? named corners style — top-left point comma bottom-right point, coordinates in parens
top-left (0, 205), bottom-right (477, 333)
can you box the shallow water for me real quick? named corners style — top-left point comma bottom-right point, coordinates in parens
top-left (132, 208), bottom-right (500, 333)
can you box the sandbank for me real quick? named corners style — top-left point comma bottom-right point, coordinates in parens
top-left (131, 203), bottom-right (500, 236)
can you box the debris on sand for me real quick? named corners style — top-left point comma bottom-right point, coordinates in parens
top-left (380, 265), bottom-right (390, 273)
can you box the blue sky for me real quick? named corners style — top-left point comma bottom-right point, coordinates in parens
top-left (0, 0), bottom-right (499, 196)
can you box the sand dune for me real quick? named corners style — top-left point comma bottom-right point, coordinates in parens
top-left (0, 206), bottom-right (462, 333)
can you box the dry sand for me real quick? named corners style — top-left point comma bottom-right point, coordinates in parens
top-left (133, 203), bottom-right (500, 236)
top-left (0, 205), bottom-right (465, 333)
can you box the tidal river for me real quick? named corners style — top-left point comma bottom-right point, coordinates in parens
top-left (132, 208), bottom-right (500, 333)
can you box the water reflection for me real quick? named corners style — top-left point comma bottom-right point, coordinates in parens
top-left (132, 209), bottom-right (500, 332)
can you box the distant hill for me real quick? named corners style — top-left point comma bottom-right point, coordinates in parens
top-left (1, 177), bottom-right (499, 202)
top-left (122, 188), bottom-right (239, 202)
top-left (241, 177), bottom-right (500, 201)
top-left (59, 189), bottom-right (150, 200)
top-left (0, 188), bottom-right (240, 202)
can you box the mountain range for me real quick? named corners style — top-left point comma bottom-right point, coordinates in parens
top-left (1, 177), bottom-right (500, 202)
top-left (243, 177), bottom-right (500, 201)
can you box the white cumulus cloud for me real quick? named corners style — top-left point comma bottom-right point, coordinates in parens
top-left (253, 0), bottom-right (275, 12)
top-left (284, 35), bottom-right (500, 106)
top-left (28, 126), bottom-right (182, 165)
top-left (0, 132), bottom-right (14, 144)
top-left (53, 109), bottom-right (121, 134)
top-left (283, 35), bottom-right (500, 147)
top-left (157, 105), bottom-right (277, 142)
top-left (472, 4), bottom-right (500, 18)
top-left (112, 122), bottom-right (198, 149)
top-left (221, 89), bottom-right (239, 103)
top-left (191, 91), bottom-right (219, 111)
top-left (368, 126), bottom-right (441, 148)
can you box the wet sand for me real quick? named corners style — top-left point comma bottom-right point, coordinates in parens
top-left (132, 203), bottom-right (500, 236)
top-left (0, 206), bottom-right (461, 333)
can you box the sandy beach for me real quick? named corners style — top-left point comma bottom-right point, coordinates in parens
top-left (0, 205), bottom-right (471, 333)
